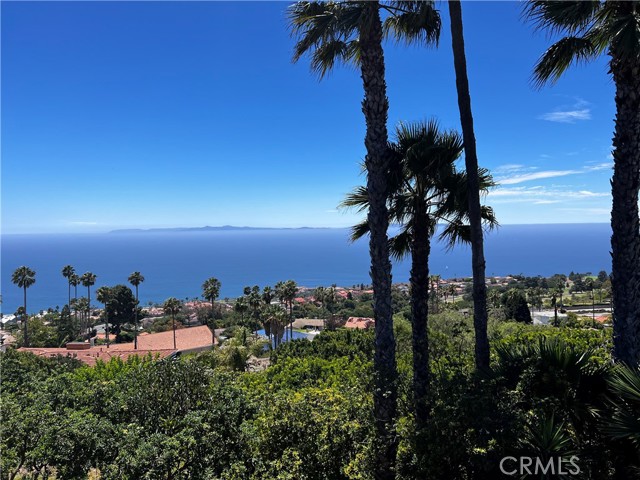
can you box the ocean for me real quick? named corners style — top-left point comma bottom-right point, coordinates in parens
top-left (1, 224), bottom-right (611, 313)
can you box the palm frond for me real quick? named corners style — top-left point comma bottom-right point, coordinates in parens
top-left (288, 1), bottom-right (362, 76)
top-left (389, 226), bottom-right (412, 260)
top-left (522, 1), bottom-right (602, 36)
top-left (349, 220), bottom-right (370, 243)
top-left (310, 39), bottom-right (359, 78)
top-left (532, 36), bottom-right (599, 87)
top-left (383, 0), bottom-right (441, 47)
top-left (340, 185), bottom-right (369, 213)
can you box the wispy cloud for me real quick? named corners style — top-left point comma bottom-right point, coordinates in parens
top-left (538, 98), bottom-right (592, 124)
top-left (494, 164), bottom-right (529, 174)
top-left (497, 170), bottom-right (580, 185)
top-left (585, 162), bottom-right (613, 171)
top-left (489, 186), bottom-right (608, 201)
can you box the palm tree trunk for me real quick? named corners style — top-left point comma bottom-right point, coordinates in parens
top-left (359, 3), bottom-right (397, 478)
top-left (68, 281), bottom-right (71, 310)
top-left (134, 285), bottom-right (139, 350)
top-left (411, 211), bottom-right (431, 430)
top-left (172, 314), bottom-right (177, 350)
top-left (610, 53), bottom-right (640, 366)
top-left (23, 286), bottom-right (28, 347)
top-left (448, 0), bottom-right (490, 370)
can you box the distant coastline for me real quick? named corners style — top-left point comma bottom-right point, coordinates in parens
top-left (108, 223), bottom-right (611, 234)
top-left (109, 225), bottom-right (331, 234)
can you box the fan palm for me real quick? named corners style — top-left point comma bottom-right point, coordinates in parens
top-left (342, 119), bottom-right (497, 428)
top-left (202, 277), bottom-right (221, 345)
top-left (288, 3), bottom-right (439, 470)
top-left (282, 280), bottom-right (298, 341)
top-left (61, 265), bottom-right (75, 310)
top-left (128, 271), bottom-right (145, 349)
top-left (262, 286), bottom-right (275, 345)
top-left (163, 297), bottom-right (182, 350)
top-left (95, 286), bottom-right (112, 347)
top-left (234, 297), bottom-right (248, 323)
top-left (70, 273), bottom-right (80, 327)
top-left (11, 266), bottom-right (36, 347)
top-left (80, 272), bottom-right (97, 336)
top-left (523, 1), bottom-right (640, 365)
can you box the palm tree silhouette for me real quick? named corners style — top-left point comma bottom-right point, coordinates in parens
top-left (11, 266), bottom-right (36, 347)
top-left (163, 297), bottom-right (182, 350)
top-left (288, 4), bottom-right (440, 469)
top-left (80, 272), bottom-right (97, 337)
top-left (128, 272), bottom-right (145, 349)
top-left (61, 265), bottom-right (75, 310)
top-left (523, 0), bottom-right (640, 365)
top-left (202, 277), bottom-right (221, 346)
top-left (342, 119), bottom-right (497, 428)
top-left (95, 286), bottom-right (112, 347)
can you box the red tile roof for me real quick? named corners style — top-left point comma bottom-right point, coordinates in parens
top-left (345, 317), bottom-right (375, 329)
top-left (19, 325), bottom-right (214, 366)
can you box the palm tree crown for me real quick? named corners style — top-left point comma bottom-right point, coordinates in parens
top-left (12, 266), bottom-right (36, 347)
top-left (128, 272), bottom-right (145, 349)
top-left (12, 266), bottom-right (36, 291)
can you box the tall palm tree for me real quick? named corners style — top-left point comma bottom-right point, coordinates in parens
top-left (523, 1), bottom-right (640, 365)
top-left (163, 297), bottom-right (182, 350)
top-left (70, 273), bottom-right (80, 327)
top-left (342, 120), bottom-right (497, 428)
top-left (289, 4), bottom-right (440, 472)
top-left (80, 272), bottom-right (97, 335)
top-left (283, 280), bottom-right (298, 341)
top-left (61, 265), bottom-right (75, 309)
top-left (447, 0), bottom-right (491, 370)
top-left (234, 297), bottom-right (248, 324)
top-left (262, 286), bottom-right (275, 345)
top-left (202, 277), bottom-right (221, 345)
top-left (95, 286), bottom-right (112, 347)
top-left (11, 266), bottom-right (36, 347)
top-left (128, 271), bottom-right (145, 350)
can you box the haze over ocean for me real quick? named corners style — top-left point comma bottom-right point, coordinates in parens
top-left (1, 224), bottom-right (610, 313)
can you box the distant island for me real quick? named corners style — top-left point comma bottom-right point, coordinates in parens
top-left (109, 225), bottom-right (332, 234)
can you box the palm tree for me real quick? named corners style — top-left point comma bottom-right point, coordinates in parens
top-left (289, 3), bottom-right (439, 472)
top-left (342, 120), bottom-right (497, 429)
top-left (95, 286), bottom-right (112, 347)
top-left (447, 0), bottom-right (492, 370)
top-left (70, 273), bottom-right (80, 327)
top-left (282, 280), bottom-right (298, 341)
top-left (80, 272), bottom-right (97, 336)
top-left (523, 1), bottom-right (640, 365)
top-left (163, 297), bottom-right (181, 350)
top-left (262, 286), bottom-right (275, 345)
top-left (234, 297), bottom-right (248, 324)
top-left (11, 266), bottom-right (36, 347)
top-left (202, 277), bottom-right (221, 345)
top-left (128, 271), bottom-right (145, 350)
top-left (61, 265), bottom-right (75, 309)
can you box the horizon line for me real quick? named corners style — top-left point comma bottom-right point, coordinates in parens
top-left (1, 222), bottom-right (612, 235)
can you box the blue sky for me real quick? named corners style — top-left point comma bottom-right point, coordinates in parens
top-left (2, 1), bottom-right (615, 234)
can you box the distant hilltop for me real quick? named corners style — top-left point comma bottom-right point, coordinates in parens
top-left (109, 225), bottom-right (330, 233)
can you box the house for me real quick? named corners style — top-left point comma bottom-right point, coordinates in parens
top-left (18, 325), bottom-right (215, 366)
top-left (344, 317), bottom-right (375, 329)
top-left (291, 318), bottom-right (325, 330)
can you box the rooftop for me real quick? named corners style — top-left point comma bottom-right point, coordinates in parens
top-left (18, 325), bottom-right (214, 366)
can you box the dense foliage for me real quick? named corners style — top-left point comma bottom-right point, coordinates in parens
top-left (3, 314), bottom-right (638, 479)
